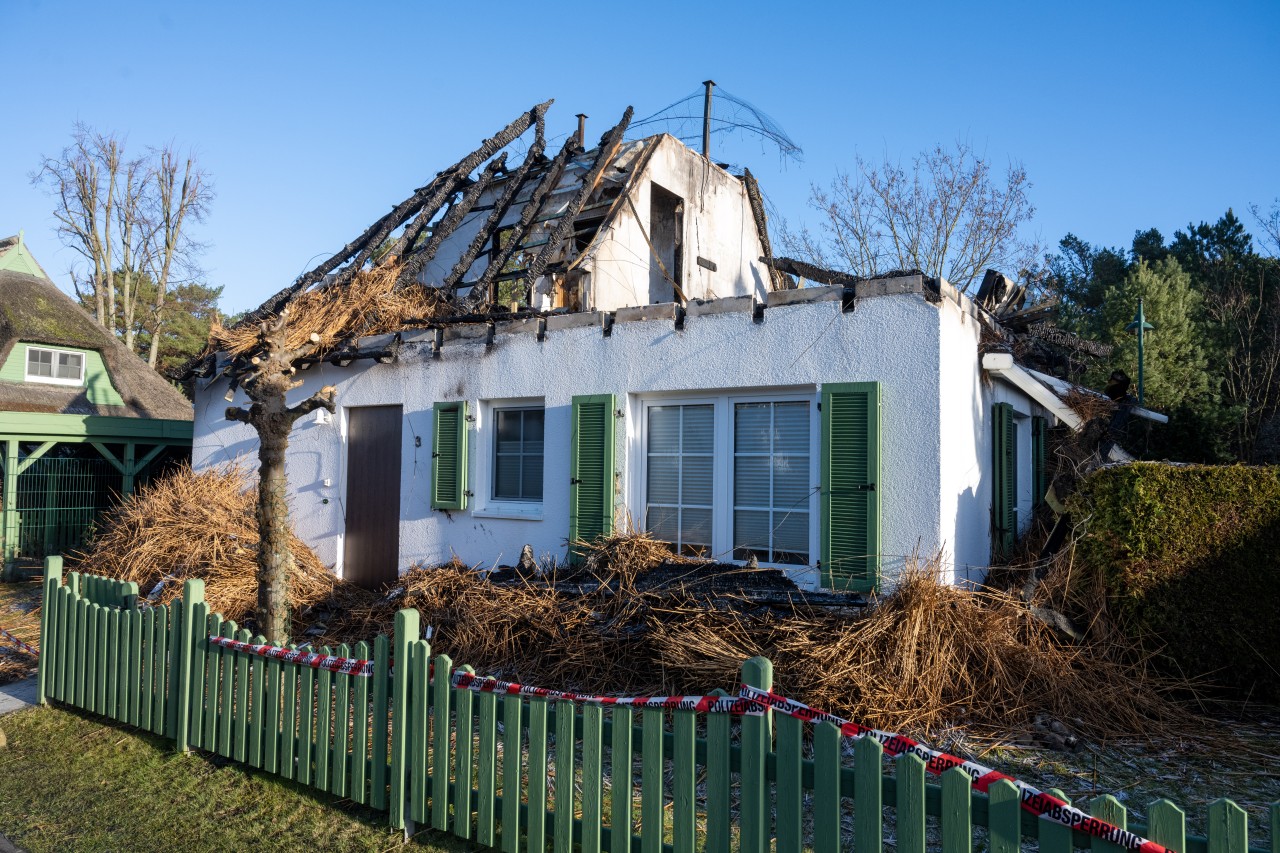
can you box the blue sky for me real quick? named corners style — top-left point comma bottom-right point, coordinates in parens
top-left (3, 0), bottom-right (1278, 312)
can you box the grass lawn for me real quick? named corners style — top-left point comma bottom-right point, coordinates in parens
top-left (0, 704), bottom-right (468, 853)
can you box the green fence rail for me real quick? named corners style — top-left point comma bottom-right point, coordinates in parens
top-left (36, 559), bottom-right (1276, 853)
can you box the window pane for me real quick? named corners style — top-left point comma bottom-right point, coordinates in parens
top-left (523, 409), bottom-right (544, 450)
top-left (494, 455), bottom-right (522, 499)
top-left (647, 505), bottom-right (680, 543)
top-left (734, 403), bottom-right (771, 453)
top-left (773, 511), bottom-right (809, 563)
top-left (647, 455), bottom-right (680, 504)
top-left (773, 455), bottom-right (809, 506)
top-left (682, 455), bottom-right (713, 506)
top-left (682, 405), bottom-right (714, 452)
top-left (773, 402), bottom-right (809, 453)
top-left (495, 410), bottom-right (522, 454)
top-left (649, 406), bottom-right (680, 449)
top-left (492, 407), bottom-right (544, 502)
top-left (681, 507), bottom-right (713, 551)
top-left (733, 457), bottom-right (769, 506)
top-left (733, 509), bottom-right (771, 550)
top-left (55, 353), bottom-right (82, 380)
top-left (521, 454), bottom-right (543, 500)
top-left (27, 350), bottom-right (52, 377)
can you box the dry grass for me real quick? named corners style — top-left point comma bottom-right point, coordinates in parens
top-left (210, 262), bottom-right (452, 359)
top-left (68, 463), bottom-right (337, 630)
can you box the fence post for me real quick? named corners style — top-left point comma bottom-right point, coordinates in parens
top-left (740, 656), bottom-right (773, 853)
top-left (174, 578), bottom-right (204, 753)
top-left (37, 556), bottom-right (63, 705)
top-left (389, 607), bottom-right (419, 831)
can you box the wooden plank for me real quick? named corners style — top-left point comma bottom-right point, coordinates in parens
top-left (1091, 794), bottom-right (1128, 853)
top-left (166, 592), bottom-right (184, 740)
top-left (217, 621), bottom-right (237, 759)
top-left (476, 691), bottom-right (498, 848)
top-left (248, 635), bottom-right (268, 769)
top-left (233, 627), bottom-right (251, 764)
top-left (526, 698), bottom-right (549, 853)
top-left (672, 709), bottom-right (696, 853)
top-left (84, 602), bottom-right (99, 711)
top-left (37, 559), bottom-right (61, 706)
top-left (813, 723), bottom-right (843, 853)
top-left (371, 634), bottom-right (390, 811)
top-left (740, 657), bottom-right (773, 853)
top-left (896, 753), bottom-right (926, 853)
top-left (297, 649), bottom-right (316, 785)
top-left (1038, 789), bottom-right (1073, 853)
top-left (188, 603), bottom-right (208, 745)
top-left (203, 614), bottom-right (222, 753)
top-left (280, 648), bottom-right (298, 780)
top-left (94, 602), bottom-right (107, 715)
top-left (610, 706), bottom-right (633, 853)
top-left (501, 693), bottom-right (524, 853)
top-left (454, 665), bottom-right (475, 840)
top-left (704, 694), bottom-right (731, 853)
top-left (138, 606), bottom-right (155, 730)
top-left (389, 609), bottom-right (418, 831)
top-left (174, 580), bottom-right (204, 751)
top-left (554, 700), bottom-right (575, 853)
top-left (986, 779), bottom-right (1021, 853)
top-left (640, 708), bottom-right (663, 853)
top-left (775, 710), bottom-right (803, 853)
top-left (410, 643), bottom-right (430, 825)
top-left (331, 643), bottom-right (351, 796)
top-left (104, 605), bottom-right (118, 720)
top-left (581, 703), bottom-right (603, 853)
top-left (853, 735), bottom-right (882, 853)
top-left (350, 640), bottom-right (370, 804)
top-left (1147, 799), bottom-right (1185, 853)
top-left (117, 606), bottom-right (133, 720)
top-left (54, 586), bottom-right (71, 703)
top-left (432, 653), bottom-right (453, 831)
top-left (151, 605), bottom-right (169, 735)
top-left (940, 767), bottom-right (971, 853)
top-left (1206, 799), bottom-right (1248, 853)
top-left (315, 645), bottom-right (333, 787)
top-left (265, 641), bottom-right (284, 776)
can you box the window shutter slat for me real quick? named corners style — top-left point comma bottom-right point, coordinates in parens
top-left (431, 401), bottom-right (468, 510)
top-left (820, 382), bottom-right (880, 592)
top-left (992, 403), bottom-right (1016, 555)
top-left (570, 394), bottom-right (616, 561)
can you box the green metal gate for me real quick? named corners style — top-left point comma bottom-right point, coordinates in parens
top-left (8, 456), bottom-right (121, 561)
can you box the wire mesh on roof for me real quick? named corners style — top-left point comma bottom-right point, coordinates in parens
top-left (628, 86), bottom-right (803, 163)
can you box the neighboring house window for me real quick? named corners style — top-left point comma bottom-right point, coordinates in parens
top-left (493, 406), bottom-right (544, 502)
top-left (991, 402), bottom-right (1017, 556)
top-left (638, 393), bottom-right (815, 566)
top-left (25, 347), bottom-right (84, 386)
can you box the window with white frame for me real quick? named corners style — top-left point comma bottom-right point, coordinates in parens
top-left (639, 392), bottom-right (815, 565)
top-left (491, 405), bottom-right (544, 503)
top-left (25, 347), bottom-right (85, 385)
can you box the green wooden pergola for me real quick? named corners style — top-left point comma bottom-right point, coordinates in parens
top-left (0, 411), bottom-right (192, 574)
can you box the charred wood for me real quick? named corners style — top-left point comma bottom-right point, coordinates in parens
top-left (742, 168), bottom-right (791, 291)
top-left (766, 256), bottom-right (862, 286)
top-left (395, 154), bottom-right (508, 287)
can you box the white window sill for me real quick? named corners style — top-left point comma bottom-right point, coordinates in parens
top-left (25, 375), bottom-right (84, 387)
top-left (472, 505), bottom-right (544, 522)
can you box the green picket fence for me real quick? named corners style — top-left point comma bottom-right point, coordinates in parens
top-left (37, 559), bottom-right (1276, 853)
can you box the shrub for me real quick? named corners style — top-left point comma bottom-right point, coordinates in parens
top-left (1067, 462), bottom-right (1280, 699)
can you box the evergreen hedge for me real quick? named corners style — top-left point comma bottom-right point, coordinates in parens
top-left (1067, 462), bottom-right (1280, 699)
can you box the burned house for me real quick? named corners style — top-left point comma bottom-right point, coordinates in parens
top-left (190, 101), bottom-right (1130, 593)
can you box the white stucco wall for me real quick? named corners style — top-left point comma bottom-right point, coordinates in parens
top-left (194, 286), bottom-right (984, 591)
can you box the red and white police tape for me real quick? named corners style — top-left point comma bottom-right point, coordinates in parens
top-left (738, 685), bottom-right (1172, 853)
top-left (207, 635), bottom-right (375, 677)
top-left (205, 635), bottom-right (1171, 853)
top-left (0, 626), bottom-right (38, 658)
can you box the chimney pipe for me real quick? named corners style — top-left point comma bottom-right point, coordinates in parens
top-left (701, 80), bottom-right (715, 160)
top-left (575, 113), bottom-right (588, 149)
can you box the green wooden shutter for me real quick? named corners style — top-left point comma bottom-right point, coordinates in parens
top-left (820, 382), bottom-right (880, 593)
top-left (431, 401), bottom-right (468, 510)
top-left (569, 394), bottom-right (616, 561)
top-left (992, 403), bottom-right (1016, 556)
top-left (1031, 415), bottom-right (1048, 509)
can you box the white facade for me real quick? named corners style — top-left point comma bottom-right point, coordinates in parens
top-left (193, 277), bottom-right (1051, 591)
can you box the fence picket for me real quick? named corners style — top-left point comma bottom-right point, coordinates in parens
top-left (501, 693), bottom-right (524, 853)
top-left (987, 778), bottom-right (1020, 853)
top-left (37, 559), bottom-right (61, 705)
top-left (454, 665), bottom-right (475, 840)
top-left (527, 698), bottom-right (550, 853)
top-left (814, 722), bottom-right (843, 853)
top-left (1148, 799), bottom-right (1185, 853)
top-left (351, 640), bottom-right (370, 804)
top-left (203, 615), bottom-right (222, 753)
top-left (610, 705), bottom-right (634, 853)
top-left (297, 646), bottom-right (315, 785)
top-left (84, 602), bottom-right (98, 711)
top-left (104, 605), bottom-right (118, 720)
top-left (266, 643), bottom-right (284, 776)
top-left (166, 594), bottom-right (184, 740)
top-left (55, 586), bottom-right (71, 702)
top-left (314, 645), bottom-right (333, 787)
top-left (941, 767), bottom-right (972, 853)
top-left (1091, 794), bottom-right (1128, 853)
top-left (371, 634), bottom-right (390, 811)
top-left (175, 581), bottom-right (203, 752)
top-left (388, 609), bottom-right (418, 831)
top-left (94, 602), bottom-right (107, 715)
top-left (672, 709), bottom-right (696, 853)
top-left (740, 657), bottom-right (773, 853)
top-left (1207, 799), bottom-right (1248, 853)
top-left (248, 636), bottom-right (268, 769)
top-left (432, 652), bottom-right (453, 831)
top-left (581, 703), bottom-right (603, 853)
top-left (640, 708), bottom-right (664, 853)
top-left (555, 700), bottom-right (575, 853)
top-left (896, 753), bottom-right (926, 853)
top-left (776, 709), bottom-right (803, 853)
top-left (704, 693), bottom-right (731, 853)
top-left (233, 627), bottom-right (251, 763)
top-left (280, 647), bottom-right (298, 780)
top-left (151, 605), bottom-right (169, 736)
top-left (477, 691), bottom-right (498, 848)
top-left (218, 621), bottom-right (238, 759)
top-left (331, 643), bottom-right (351, 796)
top-left (138, 607), bottom-right (154, 731)
top-left (410, 642), bottom-right (430, 824)
top-left (1039, 789), bottom-right (1073, 853)
top-left (188, 602), bottom-right (208, 747)
top-left (854, 735), bottom-right (882, 853)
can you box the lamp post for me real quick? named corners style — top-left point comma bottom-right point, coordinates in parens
top-left (1125, 297), bottom-right (1155, 405)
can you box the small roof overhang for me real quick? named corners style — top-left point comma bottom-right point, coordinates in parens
top-left (981, 352), bottom-right (1169, 429)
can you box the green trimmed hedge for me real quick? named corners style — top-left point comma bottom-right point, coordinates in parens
top-left (1067, 462), bottom-right (1280, 699)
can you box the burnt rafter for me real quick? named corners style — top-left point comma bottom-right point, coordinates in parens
top-left (395, 154), bottom-right (509, 287)
top-left (470, 136), bottom-right (577, 305)
top-left (765, 256), bottom-right (862, 286)
top-left (743, 168), bottom-right (791, 291)
top-left (520, 107), bottom-right (634, 289)
top-left (444, 117), bottom-right (548, 295)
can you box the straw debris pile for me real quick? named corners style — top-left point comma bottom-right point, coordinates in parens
top-left (70, 464), bottom-right (336, 626)
top-left (211, 262), bottom-right (452, 359)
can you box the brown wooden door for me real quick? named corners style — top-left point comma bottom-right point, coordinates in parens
top-left (344, 405), bottom-right (403, 588)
